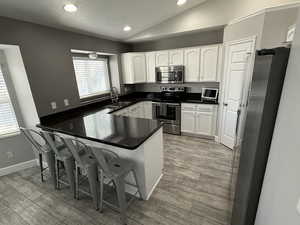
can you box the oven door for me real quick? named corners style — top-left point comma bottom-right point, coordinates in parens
top-left (152, 102), bottom-right (180, 125)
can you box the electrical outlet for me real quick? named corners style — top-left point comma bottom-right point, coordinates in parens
top-left (6, 151), bottom-right (14, 160)
top-left (51, 102), bottom-right (57, 110)
top-left (64, 99), bottom-right (69, 106)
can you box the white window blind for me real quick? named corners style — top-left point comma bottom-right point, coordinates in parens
top-left (73, 57), bottom-right (111, 99)
top-left (0, 64), bottom-right (19, 135)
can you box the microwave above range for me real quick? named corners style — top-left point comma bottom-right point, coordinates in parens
top-left (155, 66), bottom-right (184, 84)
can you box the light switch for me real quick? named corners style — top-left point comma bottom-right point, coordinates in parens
top-left (51, 102), bottom-right (57, 110)
top-left (64, 99), bottom-right (69, 106)
top-left (297, 198), bottom-right (300, 215)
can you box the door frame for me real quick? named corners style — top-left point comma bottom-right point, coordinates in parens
top-left (218, 36), bottom-right (257, 149)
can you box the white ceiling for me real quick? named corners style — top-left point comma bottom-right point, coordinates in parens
top-left (0, 0), bottom-right (207, 41)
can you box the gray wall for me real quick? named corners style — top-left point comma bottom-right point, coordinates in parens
top-left (132, 29), bottom-right (223, 52)
top-left (255, 8), bottom-right (300, 225)
top-left (0, 16), bottom-right (131, 117)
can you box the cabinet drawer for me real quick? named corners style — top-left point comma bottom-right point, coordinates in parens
top-left (181, 103), bottom-right (196, 111)
top-left (196, 105), bottom-right (214, 112)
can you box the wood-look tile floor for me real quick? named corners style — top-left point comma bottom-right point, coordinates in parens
top-left (0, 134), bottom-right (233, 225)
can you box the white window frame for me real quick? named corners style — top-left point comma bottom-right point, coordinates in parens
top-left (72, 56), bottom-right (112, 100)
top-left (0, 62), bottom-right (19, 137)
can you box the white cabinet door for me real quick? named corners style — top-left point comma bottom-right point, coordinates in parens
top-left (200, 45), bottom-right (219, 81)
top-left (195, 112), bottom-right (213, 136)
top-left (184, 48), bottom-right (200, 82)
top-left (132, 53), bottom-right (147, 83)
top-left (169, 49), bottom-right (184, 66)
top-left (146, 52), bottom-right (156, 83)
top-left (155, 51), bottom-right (169, 66)
top-left (181, 111), bottom-right (195, 133)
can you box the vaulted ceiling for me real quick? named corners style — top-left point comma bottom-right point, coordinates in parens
top-left (0, 0), bottom-right (207, 41)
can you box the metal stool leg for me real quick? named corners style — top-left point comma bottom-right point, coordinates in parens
top-left (75, 165), bottom-right (79, 200)
top-left (64, 158), bottom-right (76, 198)
top-left (87, 165), bottom-right (99, 210)
top-left (132, 170), bottom-right (142, 199)
top-left (55, 159), bottom-right (60, 189)
top-left (39, 153), bottom-right (44, 182)
top-left (98, 169), bottom-right (104, 213)
top-left (114, 177), bottom-right (127, 225)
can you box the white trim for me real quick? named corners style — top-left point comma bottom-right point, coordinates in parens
top-left (0, 159), bottom-right (37, 177)
top-left (146, 173), bottom-right (163, 200)
top-left (214, 135), bottom-right (220, 143)
top-left (0, 130), bottom-right (21, 139)
top-left (228, 2), bottom-right (300, 26)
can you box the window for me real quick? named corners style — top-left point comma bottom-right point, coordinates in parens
top-left (0, 64), bottom-right (19, 135)
top-left (72, 57), bottom-right (111, 99)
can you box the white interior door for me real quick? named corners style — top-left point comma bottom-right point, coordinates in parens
top-left (220, 38), bottom-right (255, 149)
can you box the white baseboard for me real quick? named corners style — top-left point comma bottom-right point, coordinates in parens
top-left (0, 159), bottom-right (37, 177)
top-left (146, 173), bottom-right (163, 200)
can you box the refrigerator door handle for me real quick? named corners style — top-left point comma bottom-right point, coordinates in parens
top-left (235, 109), bottom-right (241, 135)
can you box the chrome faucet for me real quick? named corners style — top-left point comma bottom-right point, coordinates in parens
top-left (110, 87), bottom-right (119, 104)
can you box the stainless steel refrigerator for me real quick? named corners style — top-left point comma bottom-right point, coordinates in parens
top-left (231, 47), bottom-right (290, 225)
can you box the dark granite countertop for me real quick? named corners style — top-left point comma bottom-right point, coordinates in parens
top-left (38, 109), bottom-right (163, 150)
top-left (38, 92), bottom-right (217, 150)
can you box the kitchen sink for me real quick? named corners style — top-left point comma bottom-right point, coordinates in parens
top-left (105, 101), bottom-right (132, 110)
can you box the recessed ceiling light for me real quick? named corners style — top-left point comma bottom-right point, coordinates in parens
top-left (177, 0), bottom-right (187, 6)
top-left (64, 3), bottom-right (78, 13)
top-left (123, 25), bottom-right (132, 32)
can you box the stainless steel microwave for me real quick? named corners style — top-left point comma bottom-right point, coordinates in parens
top-left (155, 66), bottom-right (184, 84)
top-left (201, 88), bottom-right (219, 101)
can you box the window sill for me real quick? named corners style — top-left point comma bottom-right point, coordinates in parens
top-left (0, 130), bottom-right (21, 139)
top-left (80, 94), bottom-right (110, 105)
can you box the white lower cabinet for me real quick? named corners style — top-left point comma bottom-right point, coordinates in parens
top-left (195, 112), bottom-right (213, 136)
top-left (181, 103), bottom-right (217, 137)
top-left (181, 111), bottom-right (195, 133)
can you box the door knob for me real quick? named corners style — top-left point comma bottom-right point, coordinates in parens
top-left (223, 103), bottom-right (228, 106)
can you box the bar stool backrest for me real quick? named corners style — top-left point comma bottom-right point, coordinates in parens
top-left (41, 131), bottom-right (65, 156)
top-left (20, 127), bottom-right (48, 154)
top-left (91, 148), bottom-right (121, 176)
top-left (91, 148), bottom-right (110, 173)
top-left (63, 138), bottom-right (89, 166)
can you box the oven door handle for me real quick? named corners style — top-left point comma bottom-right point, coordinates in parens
top-left (152, 102), bottom-right (180, 106)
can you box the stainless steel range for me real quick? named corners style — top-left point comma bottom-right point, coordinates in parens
top-left (152, 86), bottom-right (185, 135)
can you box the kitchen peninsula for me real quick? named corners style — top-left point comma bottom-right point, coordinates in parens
top-left (38, 102), bottom-right (164, 200)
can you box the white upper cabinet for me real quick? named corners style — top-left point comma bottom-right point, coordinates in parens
top-left (146, 52), bottom-right (156, 83)
top-left (122, 53), bottom-right (147, 84)
top-left (155, 51), bottom-right (169, 66)
top-left (200, 45), bottom-right (219, 82)
top-left (169, 49), bottom-right (184, 66)
top-left (184, 47), bottom-right (200, 82)
top-left (122, 44), bottom-right (222, 84)
top-left (132, 54), bottom-right (147, 83)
